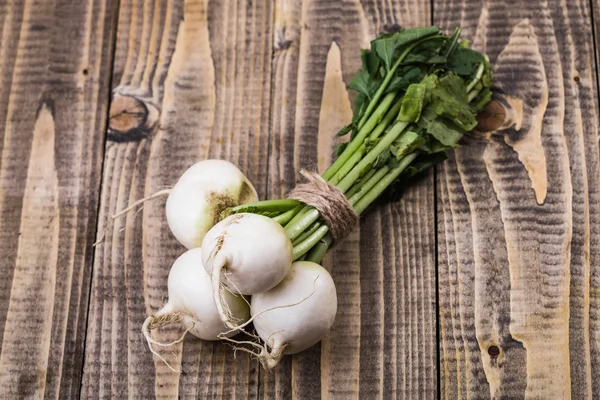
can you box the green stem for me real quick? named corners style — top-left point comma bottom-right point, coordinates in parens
top-left (323, 35), bottom-right (444, 183)
top-left (467, 88), bottom-right (480, 102)
top-left (328, 145), bottom-right (365, 186)
top-left (304, 234), bottom-right (334, 264)
top-left (356, 36), bottom-right (442, 131)
top-left (322, 92), bottom-right (397, 181)
top-left (273, 204), bottom-right (303, 225)
top-left (345, 167), bottom-right (377, 198)
top-left (229, 199), bottom-right (301, 215)
top-left (443, 27), bottom-right (461, 58)
top-left (286, 124), bottom-right (410, 240)
top-left (353, 152), bottom-right (419, 214)
top-left (347, 166), bottom-right (390, 205)
top-left (284, 206), bottom-right (311, 228)
top-left (292, 221), bottom-right (323, 246)
top-left (337, 121), bottom-right (409, 192)
top-left (293, 225), bottom-right (329, 260)
top-left (286, 208), bottom-right (321, 241)
top-left (368, 98), bottom-right (403, 141)
top-left (466, 62), bottom-right (485, 92)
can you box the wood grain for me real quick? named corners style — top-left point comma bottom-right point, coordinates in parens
top-left (435, 0), bottom-right (600, 398)
top-left (0, 0), bottom-right (595, 398)
top-left (80, 0), bottom-right (273, 398)
top-left (0, 1), bottom-right (117, 398)
top-left (265, 0), bottom-right (436, 398)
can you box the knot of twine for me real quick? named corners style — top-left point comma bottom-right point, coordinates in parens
top-left (287, 170), bottom-right (358, 242)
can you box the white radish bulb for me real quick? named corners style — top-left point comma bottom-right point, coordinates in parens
top-left (201, 213), bottom-right (293, 328)
top-left (251, 261), bottom-right (337, 368)
top-left (143, 248), bottom-right (250, 343)
top-left (166, 159), bottom-right (258, 249)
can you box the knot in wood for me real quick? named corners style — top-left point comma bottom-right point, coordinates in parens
top-left (475, 100), bottom-right (506, 133)
top-left (108, 94), bottom-right (152, 142)
top-left (287, 170), bottom-right (358, 242)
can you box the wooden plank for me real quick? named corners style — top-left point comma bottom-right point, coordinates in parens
top-left (0, 1), bottom-right (118, 399)
top-left (595, 0), bottom-right (600, 94)
top-left (434, 0), bottom-right (600, 397)
top-left (264, 0), bottom-right (436, 398)
top-left (80, 0), bottom-right (273, 397)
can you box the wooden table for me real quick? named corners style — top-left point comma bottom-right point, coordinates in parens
top-left (0, 0), bottom-right (598, 398)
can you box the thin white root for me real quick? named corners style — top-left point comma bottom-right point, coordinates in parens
top-left (231, 346), bottom-right (262, 359)
top-left (211, 259), bottom-right (241, 331)
top-left (219, 334), bottom-right (265, 352)
top-left (223, 272), bottom-right (252, 310)
top-left (93, 188), bottom-right (172, 247)
top-left (93, 230), bottom-right (106, 247)
top-left (219, 331), bottom-right (289, 369)
top-left (221, 276), bottom-right (319, 336)
top-left (111, 188), bottom-right (172, 220)
top-left (258, 343), bottom-right (288, 370)
top-left (221, 272), bottom-right (259, 338)
top-left (141, 313), bottom-right (194, 373)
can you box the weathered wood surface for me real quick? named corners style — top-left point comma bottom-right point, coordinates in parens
top-left (0, 0), bottom-right (118, 399)
top-left (81, 0), bottom-right (438, 398)
top-left (80, 0), bottom-right (272, 398)
top-left (265, 0), bottom-right (436, 399)
top-left (436, 0), bottom-right (600, 399)
top-left (0, 0), bottom-right (599, 399)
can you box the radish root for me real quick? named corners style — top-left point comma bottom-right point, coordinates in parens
top-left (217, 278), bottom-right (319, 369)
top-left (94, 188), bottom-right (172, 246)
top-left (219, 331), bottom-right (288, 370)
top-left (211, 260), bottom-right (241, 330)
top-left (220, 276), bottom-right (319, 337)
top-left (142, 312), bottom-right (194, 373)
top-left (207, 236), bottom-right (246, 331)
top-left (259, 343), bottom-right (288, 370)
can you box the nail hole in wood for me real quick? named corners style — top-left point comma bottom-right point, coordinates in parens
top-left (574, 76), bottom-right (580, 83)
top-left (82, 68), bottom-right (89, 76)
top-left (488, 345), bottom-right (500, 358)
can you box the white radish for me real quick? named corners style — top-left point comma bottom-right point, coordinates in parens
top-left (201, 213), bottom-right (293, 329)
top-left (250, 261), bottom-right (337, 369)
top-left (142, 248), bottom-right (250, 370)
top-left (166, 159), bottom-right (258, 249)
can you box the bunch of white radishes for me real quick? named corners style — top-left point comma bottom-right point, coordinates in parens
top-left (143, 159), bottom-right (337, 370)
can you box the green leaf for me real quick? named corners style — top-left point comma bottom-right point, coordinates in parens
top-left (426, 116), bottom-right (464, 147)
top-left (390, 130), bottom-right (422, 157)
top-left (404, 52), bottom-right (447, 64)
top-left (361, 49), bottom-right (381, 76)
top-left (394, 26), bottom-right (440, 48)
top-left (441, 27), bottom-right (461, 57)
top-left (385, 66), bottom-right (423, 94)
top-left (482, 61), bottom-right (493, 87)
top-left (403, 153), bottom-right (448, 177)
top-left (334, 142), bottom-right (348, 156)
top-left (354, 93), bottom-right (368, 116)
top-left (470, 88), bottom-right (493, 113)
top-left (372, 36), bottom-right (398, 71)
top-left (371, 26), bottom-right (440, 72)
top-left (373, 148), bottom-right (391, 168)
top-left (398, 84), bottom-right (427, 122)
top-left (336, 122), bottom-right (354, 137)
top-left (364, 136), bottom-right (381, 152)
top-left (447, 46), bottom-right (485, 76)
top-left (402, 38), bottom-right (447, 64)
top-left (347, 69), bottom-right (374, 98)
top-left (429, 73), bottom-right (477, 130)
top-left (398, 75), bottom-right (437, 122)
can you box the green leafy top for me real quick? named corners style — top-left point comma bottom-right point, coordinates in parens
top-left (336, 26), bottom-right (493, 175)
